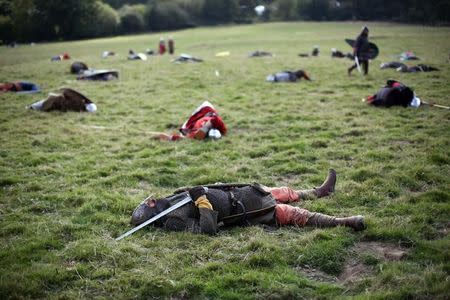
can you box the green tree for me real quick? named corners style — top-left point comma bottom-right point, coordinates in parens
top-left (92, 1), bottom-right (120, 36)
top-left (273, 0), bottom-right (298, 21)
top-left (147, 0), bottom-right (191, 30)
top-left (175, 0), bottom-right (204, 23)
top-left (119, 4), bottom-right (147, 33)
top-left (202, 0), bottom-right (239, 23)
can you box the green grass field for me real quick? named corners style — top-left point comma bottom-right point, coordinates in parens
top-left (0, 22), bottom-right (449, 299)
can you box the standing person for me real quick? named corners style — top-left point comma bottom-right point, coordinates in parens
top-left (168, 36), bottom-right (175, 55)
top-left (159, 37), bottom-right (166, 55)
top-left (348, 26), bottom-right (370, 76)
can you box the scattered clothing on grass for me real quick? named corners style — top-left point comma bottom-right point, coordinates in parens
top-left (399, 51), bottom-right (419, 61)
top-left (331, 48), bottom-right (354, 59)
top-left (28, 88), bottom-right (97, 112)
top-left (216, 51), bottom-right (230, 57)
top-left (51, 53), bottom-right (70, 61)
top-left (77, 69), bottom-right (119, 81)
top-left (365, 80), bottom-right (420, 108)
top-left (102, 51), bottom-right (116, 58)
top-left (380, 61), bottom-right (407, 69)
top-left (248, 50), bottom-right (273, 57)
top-left (129, 169), bottom-right (365, 235)
top-left (70, 61), bottom-right (89, 74)
top-left (397, 64), bottom-right (439, 73)
top-left (380, 62), bottom-right (439, 73)
top-left (266, 70), bottom-right (311, 82)
top-left (0, 81), bottom-right (40, 94)
top-left (128, 50), bottom-right (147, 61)
top-left (172, 54), bottom-right (203, 63)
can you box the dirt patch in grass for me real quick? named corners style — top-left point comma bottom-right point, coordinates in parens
top-left (338, 241), bottom-right (410, 284)
top-left (354, 241), bottom-right (409, 261)
top-left (296, 265), bottom-right (337, 283)
top-left (436, 222), bottom-right (449, 238)
top-left (298, 241), bottom-right (410, 285)
top-left (338, 258), bottom-right (373, 284)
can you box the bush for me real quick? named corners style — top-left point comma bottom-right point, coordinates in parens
top-left (93, 1), bottom-right (120, 36)
top-left (119, 4), bottom-right (147, 33)
top-left (201, 0), bottom-right (239, 23)
top-left (175, 0), bottom-right (204, 23)
top-left (0, 15), bottom-right (13, 44)
top-left (76, 1), bottom-right (120, 38)
top-left (297, 0), bottom-right (330, 21)
top-left (272, 0), bottom-right (298, 21)
top-left (147, 1), bottom-right (193, 31)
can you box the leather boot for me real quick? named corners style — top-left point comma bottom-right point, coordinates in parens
top-left (297, 169), bottom-right (337, 199)
top-left (306, 212), bottom-right (365, 231)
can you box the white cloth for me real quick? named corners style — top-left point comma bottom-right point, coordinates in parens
top-left (410, 96), bottom-right (421, 108)
top-left (85, 103), bottom-right (97, 112)
top-left (208, 129), bottom-right (222, 139)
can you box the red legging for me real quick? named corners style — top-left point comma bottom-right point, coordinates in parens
top-left (265, 187), bottom-right (310, 226)
top-left (267, 187), bottom-right (299, 203)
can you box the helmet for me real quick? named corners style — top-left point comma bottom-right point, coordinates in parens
top-left (130, 198), bottom-right (170, 226)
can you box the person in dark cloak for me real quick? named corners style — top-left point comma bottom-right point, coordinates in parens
top-left (27, 88), bottom-right (97, 112)
top-left (348, 26), bottom-right (370, 75)
top-left (130, 169), bottom-right (365, 235)
top-left (70, 62), bottom-right (89, 74)
top-left (364, 80), bottom-right (420, 108)
top-left (168, 36), bottom-right (175, 55)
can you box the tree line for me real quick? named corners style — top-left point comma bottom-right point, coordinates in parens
top-left (1, 0), bottom-right (449, 43)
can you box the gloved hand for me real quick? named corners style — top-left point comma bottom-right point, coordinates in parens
top-left (189, 186), bottom-right (213, 210)
top-left (188, 186), bottom-right (206, 201)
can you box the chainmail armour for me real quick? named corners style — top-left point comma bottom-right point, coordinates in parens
top-left (161, 184), bottom-right (276, 233)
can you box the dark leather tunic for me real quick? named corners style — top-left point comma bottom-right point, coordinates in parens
top-left (42, 88), bottom-right (93, 112)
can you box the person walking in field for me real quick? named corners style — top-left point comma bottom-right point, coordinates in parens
top-left (159, 37), bottom-right (166, 55)
top-left (168, 36), bottom-right (175, 55)
top-left (128, 169), bottom-right (365, 236)
top-left (348, 26), bottom-right (370, 76)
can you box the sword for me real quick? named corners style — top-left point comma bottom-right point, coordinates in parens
top-left (115, 187), bottom-right (209, 241)
top-left (355, 56), bottom-right (362, 73)
top-left (421, 101), bottom-right (450, 110)
top-left (115, 194), bottom-right (192, 241)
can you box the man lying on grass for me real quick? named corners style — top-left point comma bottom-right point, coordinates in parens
top-left (365, 80), bottom-right (420, 108)
top-left (150, 101), bottom-right (226, 141)
top-left (266, 70), bottom-right (311, 82)
top-left (27, 88), bottom-right (97, 112)
top-left (129, 169), bottom-right (365, 235)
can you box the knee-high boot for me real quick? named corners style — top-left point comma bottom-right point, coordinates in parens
top-left (306, 212), bottom-right (365, 231)
top-left (297, 169), bottom-right (337, 199)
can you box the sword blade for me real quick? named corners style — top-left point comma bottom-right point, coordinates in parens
top-left (115, 195), bottom-right (192, 241)
top-left (355, 56), bottom-right (362, 73)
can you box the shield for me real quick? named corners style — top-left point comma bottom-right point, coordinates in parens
top-left (345, 39), bottom-right (379, 59)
